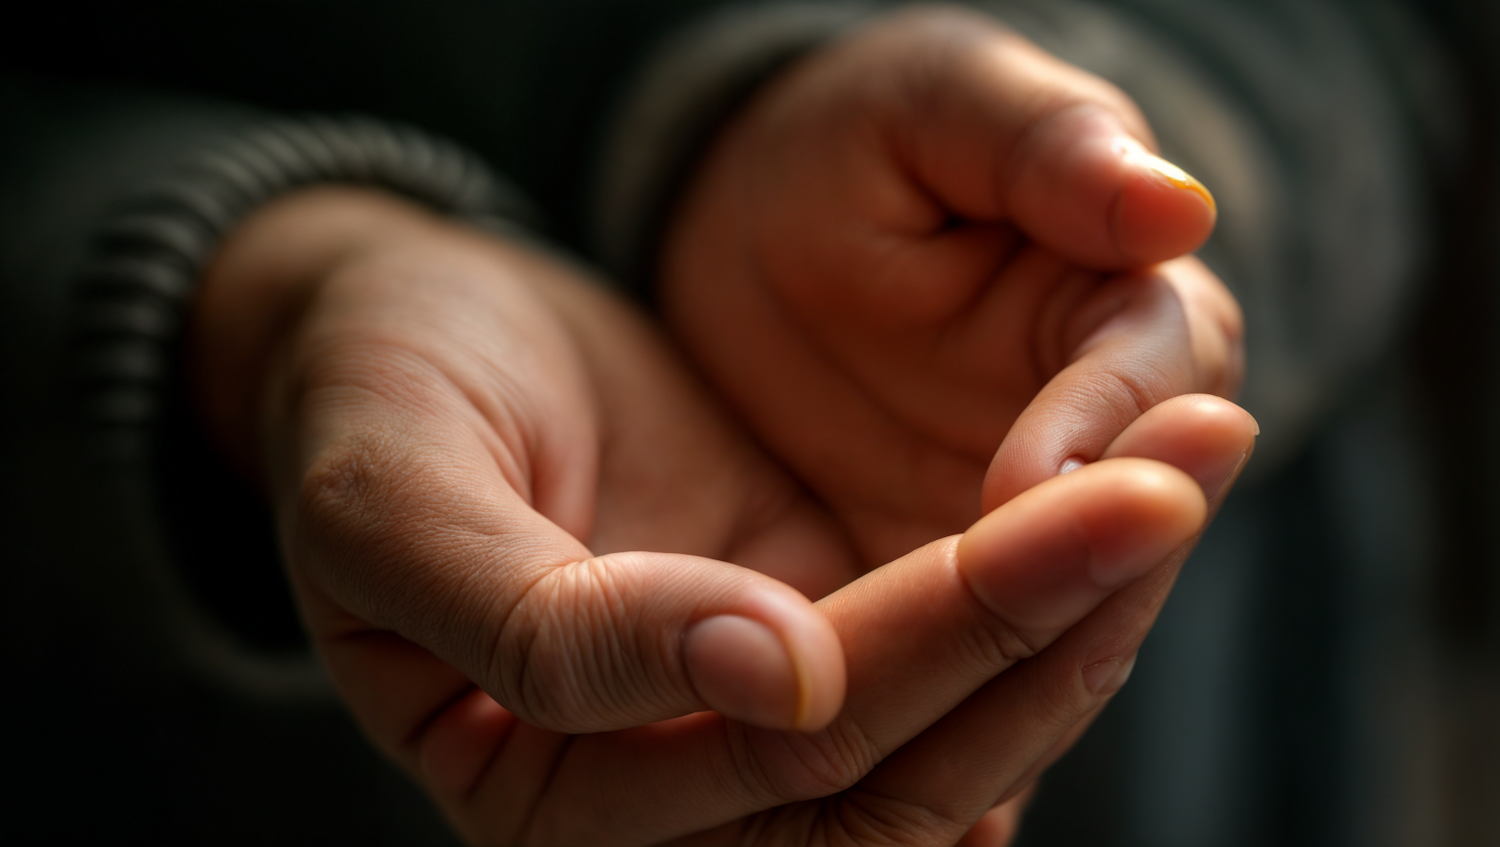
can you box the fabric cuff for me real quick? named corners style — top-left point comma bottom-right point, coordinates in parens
top-left (71, 114), bottom-right (533, 465)
top-left (592, 1), bottom-right (874, 297)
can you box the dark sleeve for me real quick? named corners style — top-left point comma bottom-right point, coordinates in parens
top-left (0, 4), bottom-right (758, 837)
top-left (0, 77), bottom-right (516, 843)
top-left (974, 0), bottom-right (1455, 475)
top-left (0, 0), bottom-right (759, 252)
top-left (0, 79), bottom-right (295, 677)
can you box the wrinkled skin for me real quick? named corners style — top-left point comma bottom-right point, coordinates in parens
top-left (663, 7), bottom-right (1241, 566)
top-left (186, 8), bottom-right (1254, 846)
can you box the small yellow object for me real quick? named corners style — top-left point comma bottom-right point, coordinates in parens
top-left (1115, 137), bottom-right (1217, 214)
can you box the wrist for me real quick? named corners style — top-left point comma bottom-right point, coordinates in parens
top-left (187, 186), bottom-right (446, 483)
top-left (594, 3), bottom-right (869, 293)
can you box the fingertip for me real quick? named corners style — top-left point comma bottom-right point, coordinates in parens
top-left (1101, 394), bottom-right (1257, 502)
top-left (791, 638), bottom-right (846, 733)
top-left (1117, 137), bottom-right (1216, 214)
top-left (1111, 138), bottom-right (1217, 264)
top-left (779, 597), bottom-right (848, 732)
top-left (1006, 107), bottom-right (1214, 269)
top-left (957, 458), bottom-right (1204, 630)
top-left (1075, 459), bottom-right (1206, 586)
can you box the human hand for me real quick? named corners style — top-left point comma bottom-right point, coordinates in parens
top-left (188, 187), bottom-right (1253, 844)
top-left (662, 6), bottom-right (1244, 566)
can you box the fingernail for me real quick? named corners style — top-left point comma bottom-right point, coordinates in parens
top-left (1115, 137), bottom-right (1216, 214)
top-left (1082, 653), bottom-right (1137, 697)
top-left (684, 615), bottom-right (803, 729)
top-left (1200, 447), bottom-right (1250, 502)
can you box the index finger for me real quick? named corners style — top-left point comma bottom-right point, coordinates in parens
top-left (983, 255), bottom-right (1243, 510)
top-left (506, 458), bottom-right (1208, 844)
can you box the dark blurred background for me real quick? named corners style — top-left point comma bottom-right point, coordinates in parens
top-left (2, 1), bottom-right (1497, 844)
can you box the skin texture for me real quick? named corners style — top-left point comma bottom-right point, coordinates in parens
top-left (184, 9), bottom-right (1255, 845)
top-left (189, 188), bottom-right (1252, 846)
top-left (662, 7), bottom-right (1241, 568)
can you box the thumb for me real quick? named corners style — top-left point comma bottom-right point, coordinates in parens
top-left (881, 8), bottom-right (1215, 267)
top-left (279, 412), bottom-right (846, 749)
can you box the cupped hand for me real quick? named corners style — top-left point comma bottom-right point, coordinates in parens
top-left (188, 187), bottom-right (1253, 845)
top-left (662, 6), bottom-right (1244, 567)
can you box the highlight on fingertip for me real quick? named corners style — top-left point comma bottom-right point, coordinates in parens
top-left (1113, 136), bottom-right (1216, 215)
top-left (1082, 653), bottom-right (1137, 697)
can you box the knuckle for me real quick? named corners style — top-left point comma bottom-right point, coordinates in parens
top-left (293, 434), bottom-right (460, 628)
top-left (874, 3), bottom-right (1153, 148)
top-left (736, 719), bottom-right (887, 805)
top-left (294, 435), bottom-right (406, 582)
top-left (490, 560), bottom-right (599, 730)
top-left (1215, 305), bottom-right (1248, 397)
top-left (1217, 288), bottom-right (1247, 342)
top-left (297, 436), bottom-right (386, 535)
top-left (486, 569), bottom-right (548, 721)
top-left (950, 564), bottom-right (1056, 671)
top-left (829, 791), bottom-right (969, 847)
top-left (1170, 257), bottom-right (1247, 396)
top-left (1031, 666), bottom-right (1095, 734)
top-left (963, 610), bottom-right (1051, 668)
top-left (489, 555), bottom-right (670, 733)
top-left (1085, 366), bottom-right (1168, 424)
top-left (1083, 77), bottom-right (1150, 134)
top-left (884, 3), bottom-right (1016, 60)
top-left (877, 7), bottom-right (1031, 125)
